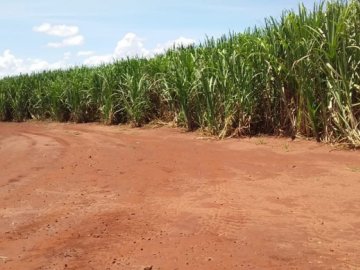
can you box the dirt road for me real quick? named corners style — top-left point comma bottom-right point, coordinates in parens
top-left (0, 122), bottom-right (359, 269)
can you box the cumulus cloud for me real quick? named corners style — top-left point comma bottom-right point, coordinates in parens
top-left (153, 37), bottom-right (196, 55)
top-left (33, 23), bottom-right (79, 37)
top-left (83, 33), bottom-right (149, 66)
top-left (0, 49), bottom-right (71, 78)
top-left (47, 35), bottom-right (84, 48)
top-left (1, 33), bottom-right (196, 76)
top-left (34, 23), bottom-right (84, 48)
top-left (83, 54), bottom-right (113, 66)
top-left (28, 59), bottom-right (49, 72)
top-left (84, 33), bottom-right (196, 66)
top-left (0, 50), bottom-right (26, 77)
top-left (114, 33), bottom-right (149, 58)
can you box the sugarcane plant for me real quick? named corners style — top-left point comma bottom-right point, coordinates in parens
top-left (0, 0), bottom-right (359, 147)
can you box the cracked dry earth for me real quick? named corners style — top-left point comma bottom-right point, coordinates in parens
top-left (0, 122), bottom-right (360, 270)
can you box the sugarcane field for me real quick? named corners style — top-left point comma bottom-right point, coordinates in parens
top-left (0, 0), bottom-right (359, 269)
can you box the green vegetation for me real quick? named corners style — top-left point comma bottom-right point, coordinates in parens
top-left (0, 0), bottom-right (359, 146)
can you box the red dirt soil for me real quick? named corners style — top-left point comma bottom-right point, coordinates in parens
top-left (0, 122), bottom-right (359, 270)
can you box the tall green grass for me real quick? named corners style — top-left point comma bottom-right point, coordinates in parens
top-left (0, 0), bottom-right (359, 146)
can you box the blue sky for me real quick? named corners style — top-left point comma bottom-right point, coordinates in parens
top-left (1, 0), bottom-right (321, 77)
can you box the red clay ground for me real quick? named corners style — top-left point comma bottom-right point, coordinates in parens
top-left (0, 122), bottom-right (359, 270)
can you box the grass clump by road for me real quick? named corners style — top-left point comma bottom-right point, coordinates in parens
top-left (0, 0), bottom-right (359, 147)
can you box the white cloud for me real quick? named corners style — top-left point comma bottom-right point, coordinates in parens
top-left (84, 33), bottom-right (195, 66)
top-left (34, 23), bottom-right (83, 49)
top-left (77, 50), bottom-right (95, 57)
top-left (1, 33), bottom-right (196, 76)
top-left (83, 32), bottom-right (149, 66)
top-left (47, 35), bottom-right (84, 48)
top-left (153, 37), bottom-right (195, 55)
top-left (83, 54), bottom-right (113, 66)
top-left (114, 32), bottom-right (149, 58)
top-left (0, 49), bottom-right (71, 78)
top-left (28, 59), bottom-right (49, 72)
top-left (0, 50), bottom-right (26, 77)
top-left (33, 23), bottom-right (79, 37)
top-left (173, 37), bottom-right (196, 47)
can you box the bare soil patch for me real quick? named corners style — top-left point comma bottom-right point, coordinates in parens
top-left (0, 122), bottom-right (359, 269)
